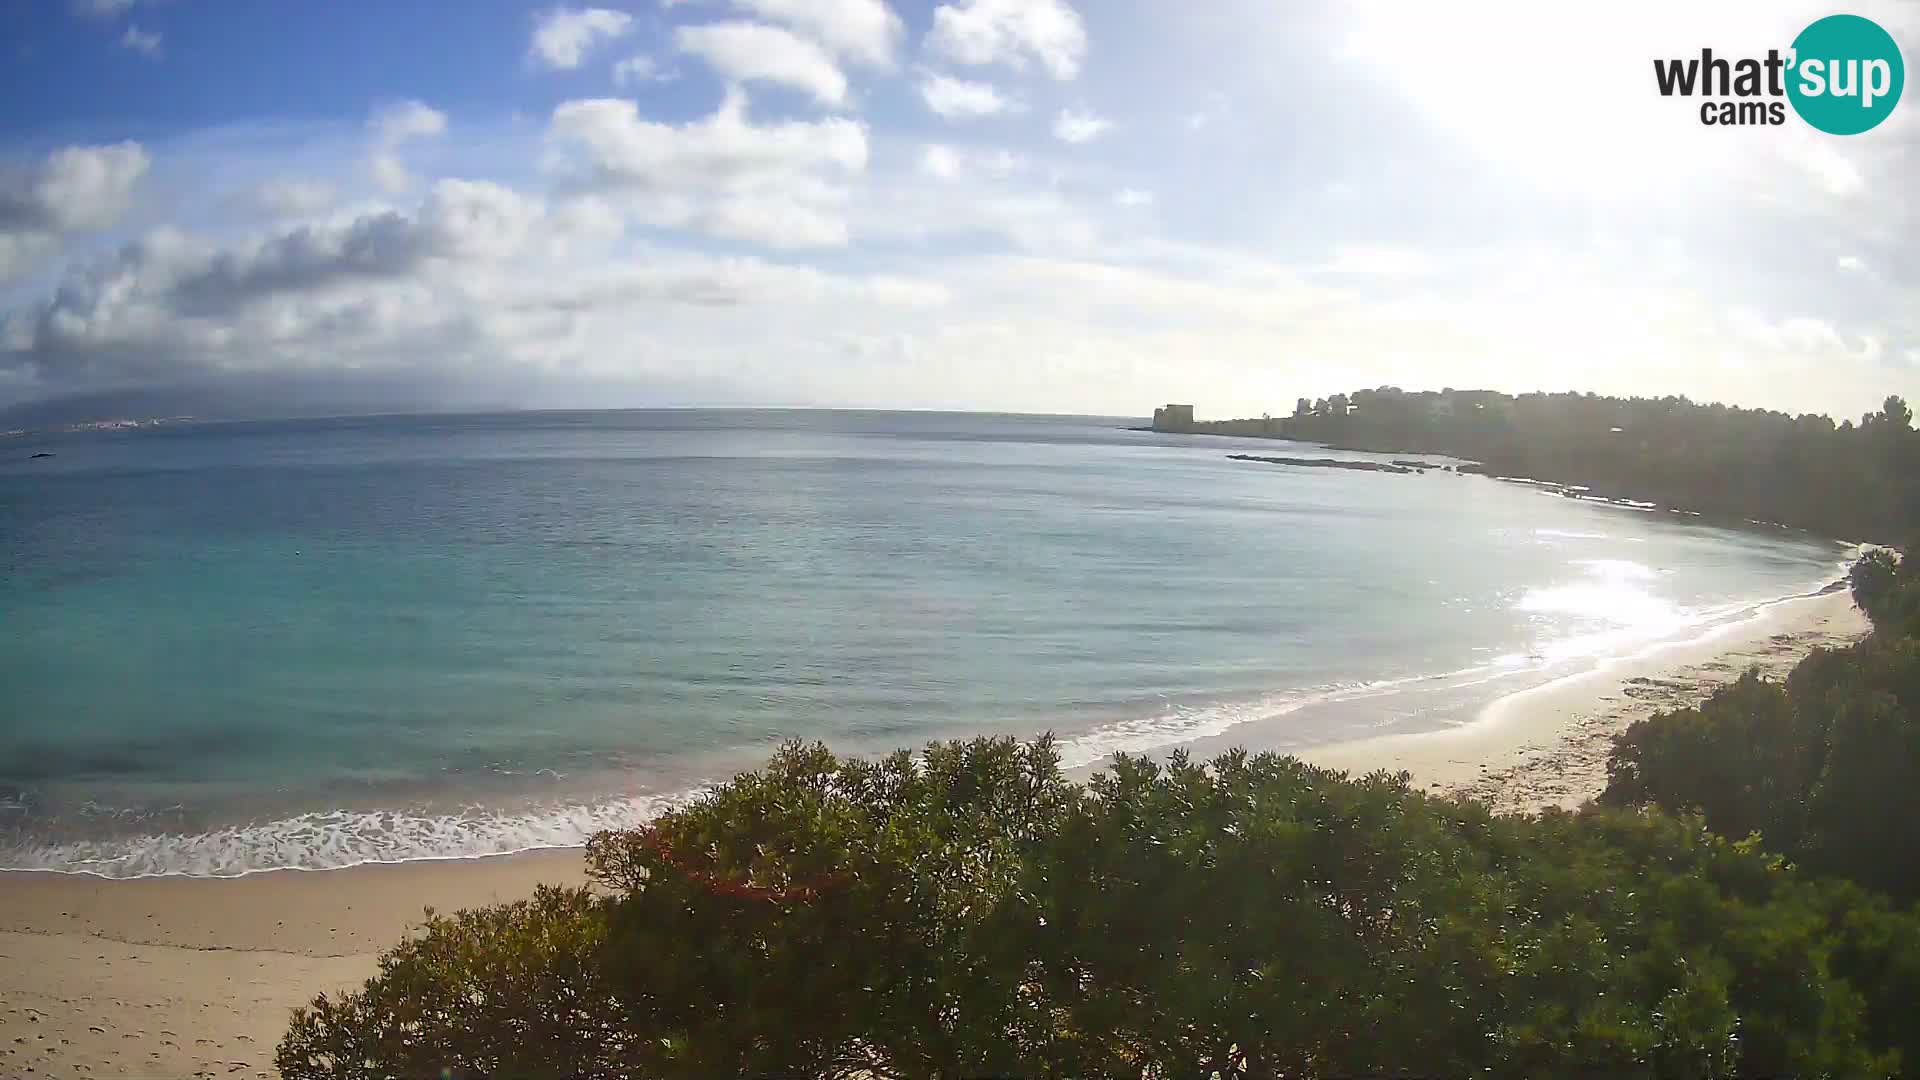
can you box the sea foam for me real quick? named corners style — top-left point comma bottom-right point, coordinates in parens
top-left (0, 789), bottom-right (708, 879)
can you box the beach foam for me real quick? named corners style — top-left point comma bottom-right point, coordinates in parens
top-left (0, 788), bottom-right (709, 879)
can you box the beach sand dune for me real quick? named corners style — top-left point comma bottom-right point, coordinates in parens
top-left (0, 590), bottom-right (1871, 1076)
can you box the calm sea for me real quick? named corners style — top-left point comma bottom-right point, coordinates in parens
top-left (0, 410), bottom-right (1850, 876)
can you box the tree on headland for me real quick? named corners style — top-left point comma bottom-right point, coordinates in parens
top-left (1196, 387), bottom-right (1920, 542)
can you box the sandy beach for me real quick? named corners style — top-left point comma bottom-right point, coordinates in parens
top-left (1298, 588), bottom-right (1871, 813)
top-left (0, 589), bottom-right (1872, 1077)
top-left (0, 851), bottom-right (584, 1078)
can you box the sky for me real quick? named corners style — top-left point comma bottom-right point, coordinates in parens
top-left (0, 0), bottom-right (1915, 422)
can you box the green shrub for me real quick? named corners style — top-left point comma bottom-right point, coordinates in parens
top-left (279, 739), bottom-right (1918, 1078)
top-left (1602, 554), bottom-right (1920, 905)
top-left (277, 884), bottom-right (627, 1079)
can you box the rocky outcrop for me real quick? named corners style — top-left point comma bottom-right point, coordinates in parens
top-left (1227, 454), bottom-right (1416, 474)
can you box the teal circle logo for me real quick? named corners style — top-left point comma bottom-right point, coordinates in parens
top-left (1787, 14), bottom-right (1904, 134)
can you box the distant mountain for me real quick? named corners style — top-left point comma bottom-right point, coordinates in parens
top-left (0, 368), bottom-right (773, 430)
top-left (0, 373), bottom-right (476, 429)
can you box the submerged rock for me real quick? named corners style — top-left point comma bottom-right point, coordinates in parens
top-left (1227, 453), bottom-right (1416, 474)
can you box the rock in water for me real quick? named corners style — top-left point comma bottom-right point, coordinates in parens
top-left (1227, 453), bottom-right (1415, 475)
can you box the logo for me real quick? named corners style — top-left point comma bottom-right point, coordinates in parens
top-left (1653, 13), bottom-right (1904, 133)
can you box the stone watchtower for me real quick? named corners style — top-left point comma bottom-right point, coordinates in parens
top-left (1152, 404), bottom-right (1195, 432)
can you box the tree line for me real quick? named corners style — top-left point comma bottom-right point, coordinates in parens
top-left (1246, 388), bottom-right (1919, 542)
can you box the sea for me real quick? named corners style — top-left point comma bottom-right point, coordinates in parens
top-left (0, 410), bottom-right (1854, 877)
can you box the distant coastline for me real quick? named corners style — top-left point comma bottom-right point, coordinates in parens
top-left (2, 415), bottom-right (196, 439)
top-left (1138, 391), bottom-right (1907, 543)
top-left (1219, 449), bottom-right (1703, 521)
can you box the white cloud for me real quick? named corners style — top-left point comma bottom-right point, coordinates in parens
top-left (365, 156), bottom-right (410, 195)
top-left (730, 0), bottom-right (903, 69)
top-left (918, 72), bottom-right (1015, 119)
top-left (926, 0), bottom-right (1086, 80)
top-left (1318, 245), bottom-right (1437, 276)
top-left (0, 175), bottom-right (953, 404)
top-left (546, 88), bottom-right (868, 248)
top-left (370, 100), bottom-right (449, 146)
top-left (529, 7), bottom-right (635, 71)
top-left (1184, 92), bottom-right (1228, 132)
top-left (1114, 188), bottom-right (1152, 207)
top-left (0, 142), bottom-right (150, 233)
top-left (250, 179), bottom-right (337, 218)
top-left (366, 101), bottom-right (448, 194)
top-left (1052, 107), bottom-right (1110, 144)
top-left (676, 21), bottom-right (849, 108)
top-left (71, 0), bottom-right (136, 17)
top-left (119, 25), bottom-right (162, 56)
top-left (5, 182), bottom-right (555, 370)
top-left (920, 144), bottom-right (962, 179)
top-left (1, 141), bottom-right (151, 282)
top-left (0, 234), bottom-right (59, 288)
top-left (612, 55), bottom-right (675, 86)
top-left (913, 144), bottom-right (1026, 183)
top-left (980, 149), bottom-right (1025, 177)
top-left (1777, 132), bottom-right (1866, 199)
top-left (548, 90), bottom-right (867, 187)
top-left (1837, 255), bottom-right (1868, 274)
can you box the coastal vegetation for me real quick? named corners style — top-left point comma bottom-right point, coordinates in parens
top-left (1185, 389), bottom-right (1919, 542)
top-left (280, 553), bottom-right (1920, 1079)
top-left (1603, 546), bottom-right (1920, 906)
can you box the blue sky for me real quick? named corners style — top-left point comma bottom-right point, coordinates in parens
top-left (1, 0), bottom-right (1915, 420)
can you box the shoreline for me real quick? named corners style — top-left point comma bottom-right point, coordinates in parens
top-left (0, 589), bottom-right (1872, 1076)
top-left (1294, 587), bottom-right (1868, 813)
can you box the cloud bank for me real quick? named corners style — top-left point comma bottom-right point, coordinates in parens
top-left (2, 0), bottom-right (1915, 424)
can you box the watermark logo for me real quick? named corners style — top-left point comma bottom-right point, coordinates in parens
top-left (1789, 14), bottom-right (1904, 133)
top-left (1653, 13), bottom-right (1904, 134)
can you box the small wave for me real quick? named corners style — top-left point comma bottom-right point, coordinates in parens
top-left (1053, 566), bottom-right (1859, 774)
top-left (0, 788), bottom-right (709, 880)
top-left (1051, 669), bottom-right (1518, 771)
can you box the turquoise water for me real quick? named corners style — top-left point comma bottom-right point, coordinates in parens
top-left (0, 410), bottom-right (1850, 876)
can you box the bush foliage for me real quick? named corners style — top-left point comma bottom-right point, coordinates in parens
top-left (282, 733), bottom-right (1920, 1078)
top-left (1603, 548), bottom-right (1920, 904)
